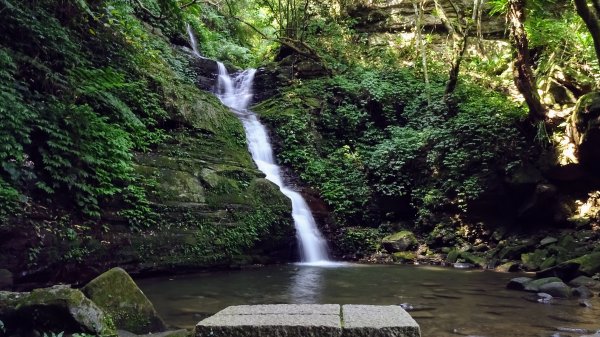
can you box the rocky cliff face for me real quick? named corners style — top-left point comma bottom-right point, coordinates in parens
top-left (346, 0), bottom-right (506, 37)
top-left (0, 37), bottom-right (294, 287)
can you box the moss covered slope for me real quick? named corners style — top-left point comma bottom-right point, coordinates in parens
top-left (0, 0), bottom-right (293, 284)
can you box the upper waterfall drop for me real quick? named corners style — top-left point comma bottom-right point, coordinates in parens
top-left (214, 62), bottom-right (331, 265)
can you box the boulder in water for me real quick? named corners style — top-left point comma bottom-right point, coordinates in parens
top-left (537, 252), bottom-right (600, 280)
top-left (573, 286), bottom-right (594, 299)
top-left (0, 285), bottom-right (116, 336)
top-left (524, 277), bottom-right (563, 292)
top-left (538, 281), bottom-right (572, 298)
top-left (506, 277), bottom-right (533, 290)
top-left (569, 275), bottom-right (600, 290)
top-left (82, 267), bottom-right (167, 334)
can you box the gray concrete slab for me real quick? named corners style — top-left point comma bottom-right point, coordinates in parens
top-left (194, 304), bottom-right (420, 337)
top-left (196, 305), bottom-right (342, 337)
top-left (342, 305), bottom-right (420, 337)
top-left (218, 304), bottom-right (340, 315)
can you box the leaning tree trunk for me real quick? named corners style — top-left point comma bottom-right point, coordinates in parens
top-left (445, 34), bottom-right (469, 99)
top-left (508, 0), bottom-right (546, 122)
top-left (574, 0), bottom-right (600, 66)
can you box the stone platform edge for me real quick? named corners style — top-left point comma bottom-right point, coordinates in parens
top-left (195, 304), bottom-right (421, 337)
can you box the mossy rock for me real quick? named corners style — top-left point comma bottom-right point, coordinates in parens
top-left (382, 231), bottom-right (418, 253)
top-left (569, 252), bottom-right (600, 276)
top-left (0, 285), bottom-right (116, 336)
top-left (446, 249), bottom-right (460, 263)
top-left (459, 252), bottom-right (486, 268)
top-left (570, 91), bottom-right (600, 168)
top-left (393, 251), bottom-right (416, 262)
top-left (521, 249), bottom-right (549, 271)
top-left (523, 277), bottom-right (563, 292)
top-left (82, 267), bottom-right (166, 334)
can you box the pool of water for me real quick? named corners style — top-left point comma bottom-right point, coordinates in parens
top-left (137, 264), bottom-right (600, 337)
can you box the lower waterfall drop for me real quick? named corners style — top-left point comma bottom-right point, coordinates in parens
top-left (214, 62), bottom-right (331, 265)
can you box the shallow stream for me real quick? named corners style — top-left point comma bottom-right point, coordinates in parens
top-left (137, 264), bottom-right (600, 337)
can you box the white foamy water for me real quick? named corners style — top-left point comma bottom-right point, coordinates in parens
top-left (214, 62), bottom-right (331, 264)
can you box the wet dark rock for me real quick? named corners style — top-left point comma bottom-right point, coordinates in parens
top-left (538, 282), bottom-right (572, 298)
top-left (569, 276), bottom-right (600, 290)
top-left (536, 292), bottom-right (553, 304)
top-left (573, 286), bottom-right (594, 299)
top-left (507, 277), bottom-right (534, 291)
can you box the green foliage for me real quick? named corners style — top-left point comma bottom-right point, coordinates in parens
top-left (338, 227), bottom-right (382, 256)
top-left (256, 67), bottom-right (531, 229)
top-left (0, 0), bottom-right (197, 222)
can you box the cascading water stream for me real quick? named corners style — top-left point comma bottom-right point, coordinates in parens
top-left (186, 23), bottom-right (205, 59)
top-left (214, 62), bottom-right (331, 265)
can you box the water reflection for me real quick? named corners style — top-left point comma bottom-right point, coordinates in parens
top-left (138, 264), bottom-right (600, 337)
top-left (289, 266), bottom-right (325, 303)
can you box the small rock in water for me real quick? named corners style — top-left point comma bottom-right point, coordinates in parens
top-left (399, 303), bottom-right (414, 310)
top-left (537, 292), bottom-right (553, 304)
top-left (454, 262), bottom-right (475, 269)
top-left (556, 327), bottom-right (592, 334)
top-left (579, 299), bottom-right (593, 307)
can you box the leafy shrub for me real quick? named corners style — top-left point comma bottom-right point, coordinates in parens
top-left (256, 67), bottom-right (531, 230)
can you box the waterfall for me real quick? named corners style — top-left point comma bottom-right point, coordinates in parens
top-left (214, 62), bottom-right (331, 265)
top-left (186, 23), bottom-right (203, 58)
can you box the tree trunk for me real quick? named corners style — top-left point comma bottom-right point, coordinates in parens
top-left (414, 0), bottom-right (430, 104)
top-left (445, 35), bottom-right (469, 99)
top-left (574, 0), bottom-right (600, 66)
top-left (508, 0), bottom-right (546, 122)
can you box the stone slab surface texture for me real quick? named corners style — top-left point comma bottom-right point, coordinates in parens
top-left (195, 304), bottom-right (421, 337)
top-left (342, 305), bottom-right (421, 337)
top-left (218, 304), bottom-right (340, 315)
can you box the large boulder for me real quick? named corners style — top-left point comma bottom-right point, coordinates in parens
top-left (523, 277), bottom-right (563, 292)
top-left (382, 231), bottom-right (418, 253)
top-left (569, 92), bottom-right (600, 170)
top-left (538, 281), bottom-right (572, 298)
top-left (82, 268), bottom-right (167, 334)
top-left (506, 277), bottom-right (533, 291)
top-left (536, 252), bottom-right (600, 281)
top-left (0, 285), bottom-right (116, 336)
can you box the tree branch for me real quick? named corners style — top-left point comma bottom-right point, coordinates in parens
top-left (574, 0), bottom-right (600, 65)
top-left (131, 0), bottom-right (163, 19)
top-left (229, 15), bottom-right (332, 74)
